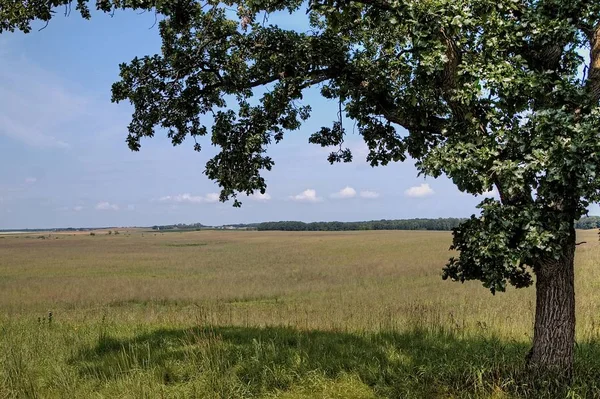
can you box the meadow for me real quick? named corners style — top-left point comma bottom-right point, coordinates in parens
top-left (1, 229), bottom-right (600, 398)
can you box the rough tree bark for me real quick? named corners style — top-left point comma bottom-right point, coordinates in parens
top-left (528, 227), bottom-right (576, 377)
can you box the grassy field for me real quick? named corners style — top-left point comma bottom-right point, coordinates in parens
top-left (1, 229), bottom-right (600, 398)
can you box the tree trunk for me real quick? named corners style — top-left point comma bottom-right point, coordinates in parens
top-left (528, 230), bottom-right (576, 378)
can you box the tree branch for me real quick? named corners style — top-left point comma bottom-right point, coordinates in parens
top-left (587, 24), bottom-right (600, 103)
top-left (383, 111), bottom-right (447, 134)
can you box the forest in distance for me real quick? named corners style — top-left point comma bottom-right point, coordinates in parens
top-left (5, 216), bottom-right (600, 234)
top-left (149, 216), bottom-right (600, 232)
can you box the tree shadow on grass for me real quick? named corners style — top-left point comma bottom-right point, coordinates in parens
top-left (71, 326), bottom-right (600, 398)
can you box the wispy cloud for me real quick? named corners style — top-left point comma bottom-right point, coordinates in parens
top-left (481, 188), bottom-right (499, 197)
top-left (57, 205), bottom-right (84, 212)
top-left (95, 202), bottom-right (119, 211)
top-left (360, 190), bottom-right (380, 199)
top-left (248, 192), bottom-right (272, 201)
top-left (405, 183), bottom-right (434, 198)
top-left (24, 177), bottom-right (37, 184)
top-left (204, 193), bottom-right (220, 203)
top-left (0, 53), bottom-right (87, 149)
top-left (331, 186), bottom-right (356, 199)
top-left (159, 193), bottom-right (220, 204)
top-left (290, 189), bottom-right (322, 203)
top-left (348, 141), bottom-right (370, 160)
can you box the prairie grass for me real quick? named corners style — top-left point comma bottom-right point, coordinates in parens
top-left (1, 230), bottom-right (600, 397)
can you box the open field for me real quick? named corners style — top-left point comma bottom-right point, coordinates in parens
top-left (1, 230), bottom-right (600, 398)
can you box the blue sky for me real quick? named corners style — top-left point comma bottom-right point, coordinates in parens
top-left (0, 9), bottom-right (499, 229)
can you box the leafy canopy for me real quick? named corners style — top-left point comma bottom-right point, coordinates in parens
top-left (4, 0), bottom-right (600, 293)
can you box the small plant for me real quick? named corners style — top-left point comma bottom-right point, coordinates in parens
top-left (108, 231), bottom-right (112, 235)
top-left (90, 232), bottom-right (96, 236)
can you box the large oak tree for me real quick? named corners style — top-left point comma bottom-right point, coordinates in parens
top-left (3, 0), bottom-right (600, 377)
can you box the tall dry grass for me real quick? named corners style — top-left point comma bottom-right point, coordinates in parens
top-left (1, 229), bottom-right (599, 397)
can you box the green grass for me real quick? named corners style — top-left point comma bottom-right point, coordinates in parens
top-left (1, 230), bottom-right (600, 397)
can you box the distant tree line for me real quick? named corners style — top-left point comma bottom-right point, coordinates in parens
top-left (575, 216), bottom-right (600, 230)
top-left (242, 217), bottom-right (600, 232)
top-left (253, 218), bottom-right (467, 231)
top-left (4, 217), bottom-right (600, 233)
top-left (147, 217), bottom-right (600, 232)
top-left (151, 223), bottom-right (207, 231)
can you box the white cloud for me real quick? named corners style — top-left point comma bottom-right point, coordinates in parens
top-left (248, 192), bottom-right (272, 201)
top-left (24, 177), bottom-right (37, 184)
top-left (95, 202), bottom-right (119, 211)
top-left (204, 193), bottom-right (220, 203)
top-left (405, 183), bottom-right (435, 198)
top-left (481, 188), bottom-right (499, 197)
top-left (160, 194), bottom-right (202, 203)
top-left (290, 189), bottom-right (322, 203)
top-left (127, 204), bottom-right (135, 211)
top-left (348, 141), bottom-right (370, 161)
top-left (58, 205), bottom-right (84, 212)
top-left (360, 190), bottom-right (380, 199)
top-left (331, 186), bottom-right (357, 199)
top-left (159, 193), bottom-right (220, 204)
